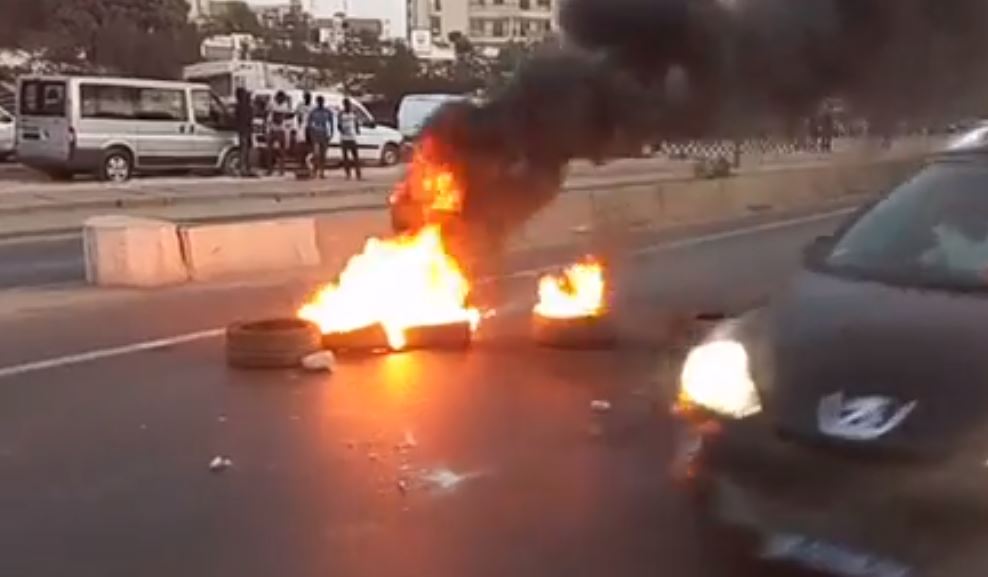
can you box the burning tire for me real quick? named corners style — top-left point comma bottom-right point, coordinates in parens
top-left (532, 314), bottom-right (616, 349)
top-left (226, 318), bottom-right (323, 369)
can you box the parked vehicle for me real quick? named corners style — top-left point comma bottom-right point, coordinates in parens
top-left (396, 94), bottom-right (468, 141)
top-left (0, 104), bottom-right (14, 161)
top-left (250, 88), bottom-right (404, 168)
top-left (675, 130), bottom-right (988, 576)
top-left (182, 60), bottom-right (306, 104)
top-left (16, 76), bottom-right (238, 182)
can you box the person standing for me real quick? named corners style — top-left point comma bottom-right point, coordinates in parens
top-left (234, 87), bottom-right (255, 177)
top-left (295, 91), bottom-right (313, 174)
top-left (266, 90), bottom-right (292, 176)
top-left (337, 98), bottom-right (362, 180)
top-left (307, 96), bottom-right (334, 179)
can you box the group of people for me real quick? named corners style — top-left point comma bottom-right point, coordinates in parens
top-left (234, 88), bottom-right (363, 180)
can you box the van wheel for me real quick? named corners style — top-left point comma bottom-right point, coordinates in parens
top-left (380, 143), bottom-right (400, 167)
top-left (100, 148), bottom-right (133, 183)
top-left (221, 149), bottom-right (241, 176)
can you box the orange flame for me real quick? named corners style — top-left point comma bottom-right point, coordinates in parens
top-left (298, 225), bottom-right (480, 350)
top-left (403, 137), bottom-right (464, 214)
top-left (534, 259), bottom-right (606, 319)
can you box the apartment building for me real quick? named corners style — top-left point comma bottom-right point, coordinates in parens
top-left (408, 0), bottom-right (558, 51)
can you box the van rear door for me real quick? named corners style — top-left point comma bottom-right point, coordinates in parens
top-left (17, 79), bottom-right (71, 162)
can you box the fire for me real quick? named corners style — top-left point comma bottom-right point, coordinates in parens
top-left (534, 259), bottom-right (606, 319)
top-left (298, 225), bottom-right (480, 350)
top-left (406, 137), bottom-right (464, 214)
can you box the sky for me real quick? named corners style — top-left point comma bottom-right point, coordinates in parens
top-left (244, 0), bottom-right (407, 39)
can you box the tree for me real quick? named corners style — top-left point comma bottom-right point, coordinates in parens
top-left (0, 0), bottom-right (199, 78)
top-left (209, 1), bottom-right (263, 36)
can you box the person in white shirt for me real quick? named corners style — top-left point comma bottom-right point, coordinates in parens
top-left (266, 90), bottom-right (292, 176)
top-left (294, 91), bottom-right (313, 172)
top-left (337, 98), bottom-right (362, 180)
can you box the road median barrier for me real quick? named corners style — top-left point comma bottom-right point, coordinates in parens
top-left (179, 218), bottom-right (321, 281)
top-left (83, 215), bottom-right (188, 287)
top-left (80, 157), bottom-right (921, 289)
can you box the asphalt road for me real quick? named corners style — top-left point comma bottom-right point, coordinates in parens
top-left (0, 211), bottom-right (844, 577)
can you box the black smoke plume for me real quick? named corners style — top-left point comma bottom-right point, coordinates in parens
top-left (417, 0), bottom-right (988, 266)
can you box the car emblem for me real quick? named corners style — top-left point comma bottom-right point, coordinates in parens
top-left (818, 392), bottom-right (916, 441)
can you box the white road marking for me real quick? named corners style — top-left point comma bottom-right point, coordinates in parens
top-left (0, 207), bottom-right (853, 380)
top-left (0, 329), bottom-right (224, 380)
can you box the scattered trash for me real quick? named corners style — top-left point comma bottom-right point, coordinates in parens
top-left (217, 416), bottom-right (228, 424)
top-left (368, 452), bottom-right (380, 462)
top-left (345, 440), bottom-right (356, 449)
top-left (301, 350), bottom-right (337, 372)
top-left (290, 415), bottom-right (301, 421)
top-left (139, 424), bottom-right (148, 431)
top-left (590, 400), bottom-right (612, 413)
top-left (209, 456), bottom-right (233, 473)
top-left (418, 467), bottom-right (486, 491)
top-left (396, 479), bottom-right (409, 495)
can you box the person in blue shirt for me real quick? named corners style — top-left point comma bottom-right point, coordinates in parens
top-left (307, 96), bottom-right (334, 179)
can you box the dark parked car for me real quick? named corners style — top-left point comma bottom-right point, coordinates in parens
top-left (675, 146), bottom-right (988, 577)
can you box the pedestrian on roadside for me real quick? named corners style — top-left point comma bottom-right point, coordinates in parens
top-left (234, 87), bottom-right (255, 177)
top-left (307, 96), bottom-right (334, 179)
top-left (295, 91), bottom-right (313, 174)
top-left (266, 90), bottom-right (292, 176)
top-left (820, 109), bottom-right (835, 153)
top-left (337, 98), bottom-right (362, 180)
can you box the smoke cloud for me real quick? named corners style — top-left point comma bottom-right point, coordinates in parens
top-left (416, 0), bottom-right (988, 269)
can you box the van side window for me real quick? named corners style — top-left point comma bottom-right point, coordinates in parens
top-left (81, 85), bottom-right (137, 119)
top-left (192, 91), bottom-right (212, 123)
top-left (136, 88), bottom-right (187, 121)
top-left (192, 90), bottom-right (227, 126)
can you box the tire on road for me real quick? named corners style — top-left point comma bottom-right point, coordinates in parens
top-left (100, 147), bottom-right (134, 182)
top-left (226, 318), bottom-right (323, 369)
top-left (380, 143), bottom-right (400, 167)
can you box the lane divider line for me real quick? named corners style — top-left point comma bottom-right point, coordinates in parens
top-left (0, 329), bottom-right (225, 380)
top-left (0, 207), bottom-right (854, 380)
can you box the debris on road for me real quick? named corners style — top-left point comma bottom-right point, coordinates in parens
top-left (368, 452), bottom-right (381, 462)
top-left (209, 456), bottom-right (234, 473)
top-left (301, 350), bottom-right (337, 372)
top-left (418, 467), bottom-right (486, 491)
top-left (395, 431), bottom-right (418, 452)
top-left (396, 479), bottom-right (409, 495)
top-left (590, 400), bottom-right (612, 413)
top-left (217, 415), bottom-right (228, 423)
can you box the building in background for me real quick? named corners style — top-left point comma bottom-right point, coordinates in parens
top-left (312, 13), bottom-right (387, 49)
top-left (407, 0), bottom-right (559, 56)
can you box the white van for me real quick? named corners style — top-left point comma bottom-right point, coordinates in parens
top-left (17, 76), bottom-right (239, 182)
top-left (397, 94), bottom-right (469, 140)
top-left (0, 104), bottom-right (14, 161)
top-left (251, 89), bottom-right (404, 167)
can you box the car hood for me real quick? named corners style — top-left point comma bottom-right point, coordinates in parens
top-left (755, 270), bottom-right (988, 454)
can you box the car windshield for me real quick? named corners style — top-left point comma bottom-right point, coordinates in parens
top-left (824, 161), bottom-right (988, 291)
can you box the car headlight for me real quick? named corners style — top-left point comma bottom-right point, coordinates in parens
top-left (679, 339), bottom-right (761, 419)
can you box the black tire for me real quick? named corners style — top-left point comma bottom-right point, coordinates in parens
top-left (380, 143), bottom-right (400, 167)
top-left (221, 149), bottom-right (241, 176)
top-left (100, 148), bottom-right (133, 182)
top-left (226, 318), bottom-right (323, 369)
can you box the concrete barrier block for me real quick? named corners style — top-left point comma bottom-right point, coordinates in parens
top-left (181, 218), bottom-right (320, 281)
top-left (83, 215), bottom-right (188, 287)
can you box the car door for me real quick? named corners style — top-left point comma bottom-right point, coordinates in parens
top-left (352, 102), bottom-right (384, 162)
top-left (190, 88), bottom-right (237, 169)
top-left (131, 85), bottom-right (192, 168)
